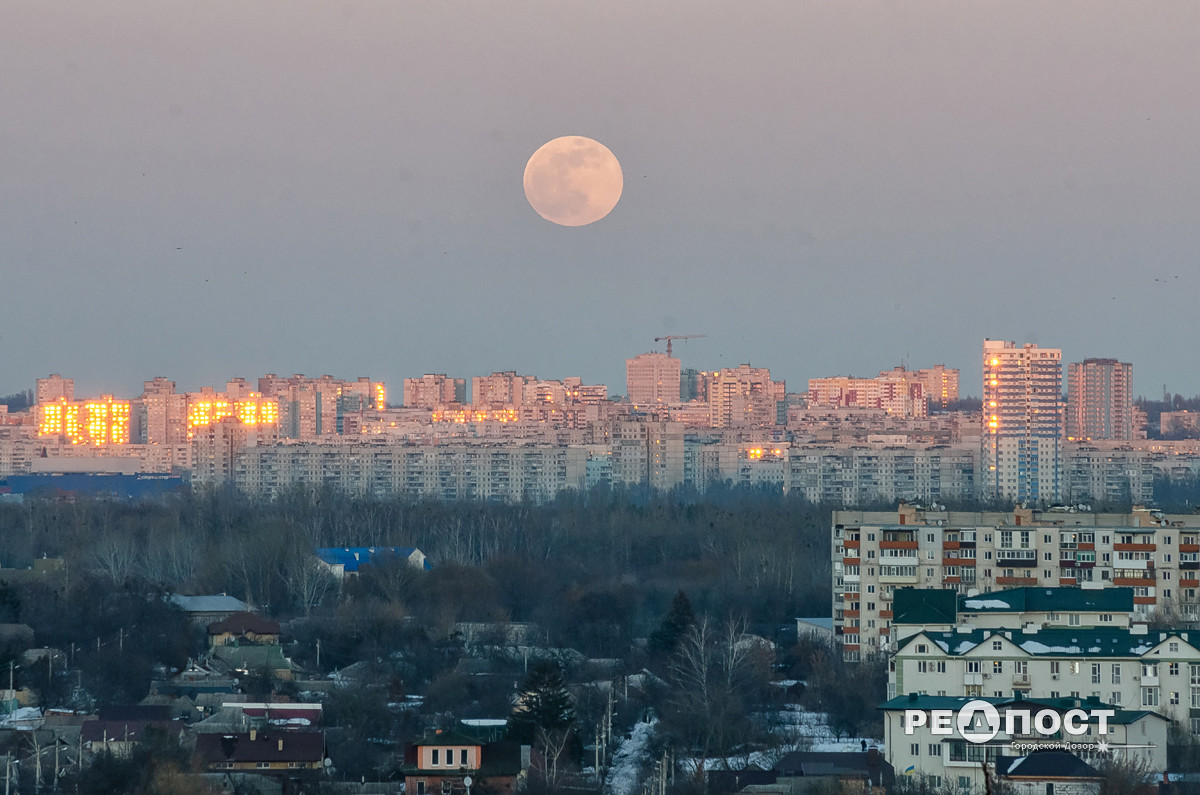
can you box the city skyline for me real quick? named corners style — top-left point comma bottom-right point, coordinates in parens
top-left (3, 3), bottom-right (1199, 399)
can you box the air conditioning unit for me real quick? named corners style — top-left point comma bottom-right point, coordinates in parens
top-left (1133, 675), bottom-right (1141, 681)
top-left (982, 673), bottom-right (990, 679)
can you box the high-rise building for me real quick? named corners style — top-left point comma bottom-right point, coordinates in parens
top-left (1066, 358), bottom-right (1133, 441)
top-left (908, 364), bottom-right (959, 411)
top-left (35, 374), bottom-right (74, 406)
top-left (404, 374), bottom-right (466, 408)
top-left (625, 353), bottom-right (681, 408)
top-left (982, 340), bottom-right (1063, 502)
top-left (707, 365), bottom-right (785, 428)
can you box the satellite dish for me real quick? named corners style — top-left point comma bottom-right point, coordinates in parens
top-left (323, 758), bottom-right (333, 767)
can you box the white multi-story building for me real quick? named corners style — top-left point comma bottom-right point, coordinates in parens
top-left (881, 693), bottom-right (1167, 793)
top-left (833, 506), bottom-right (1200, 660)
top-left (982, 339), bottom-right (1063, 502)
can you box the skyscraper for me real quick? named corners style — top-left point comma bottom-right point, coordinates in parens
top-left (1066, 358), bottom-right (1133, 441)
top-left (982, 340), bottom-right (1063, 502)
top-left (625, 353), bottom-right (681, 407)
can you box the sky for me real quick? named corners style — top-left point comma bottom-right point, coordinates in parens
top-left (2, 2), bottom-right (1198, 400)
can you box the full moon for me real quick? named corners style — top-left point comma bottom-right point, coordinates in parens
top-left (523, 136), bottom-right (623, 226)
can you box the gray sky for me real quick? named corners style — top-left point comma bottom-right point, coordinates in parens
top-left (2, 2), bottom-right (1198, 399)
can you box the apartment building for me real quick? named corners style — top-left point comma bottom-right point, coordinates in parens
top-left (891, 624), bottom-right (1200, 726)
top-left (229, 441), bottom-right (588, 502)
top-left (1066, 358), bottom-right (1133, 441)
top-left (881, 694), bottom-right (1167, 792)
top-left (832, 506), bottom-right (1200, 660)
top-left (982, 340), bottom-right (1063, 502)
top-left (706, 365), bottom-right (785, 428)
top-left (625, 353), bottom-right (682, 408)
top-left (404, 374), bottom-right (467, 409)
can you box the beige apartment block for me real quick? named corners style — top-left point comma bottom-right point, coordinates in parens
top-left (706, 364), bottom-right (784, 428)
top-left (833, 505), bottom-right (1200, 661)
top-left (625, 352), bottom-right (682, 408)
top-left (1067, 358), bottom-right (1133, 441)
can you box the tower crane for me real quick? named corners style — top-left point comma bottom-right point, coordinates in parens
top-left (654, 334), bottom-right (706, 357)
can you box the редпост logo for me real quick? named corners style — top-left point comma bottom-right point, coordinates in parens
top-left (904, 700), bottom-right (1116, 744)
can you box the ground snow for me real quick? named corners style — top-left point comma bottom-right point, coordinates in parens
top-left (606, 720), bottom-right (657, 795)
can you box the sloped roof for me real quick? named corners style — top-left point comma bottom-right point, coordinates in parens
top-left (897, 626), bottom-right (1190, 658)
top-left (195, 731), bottom-right (324, 764)
top-left (207, 612), bottom-right (280, 637)
top-left (315, 546), bottom-right (431, 572)
top-left (171, 594), bottom-right (250, 614)
top-left (892, 589), bottom-right (958, 625)
top-left (997, 750), bottom-right (1101, 780)
top-left (210, 644), bottom-right (293, 672)
top-left (960, 587), bottom-right (1133, 614)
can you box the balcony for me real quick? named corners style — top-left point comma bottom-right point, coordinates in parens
top-left (1115, 543), bottom-right (1157, 552)
top-left (997, 576), bottom-right (1038, 586)
top-left (881, 540), bottom-right (919, 550)
top-left (964, 674), bottom-right (983, 686)
top-left (1012, 674), bottom-right (1031, 688)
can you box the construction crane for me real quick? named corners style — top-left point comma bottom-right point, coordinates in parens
top-left (654, 334), bottom-right (706, 357)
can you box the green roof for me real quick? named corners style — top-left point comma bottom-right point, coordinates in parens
top-left (959, 587), bottom-right (1133, 614)
top-left (892, 588), bottom-right (958, 625)
top-left (897, 627), bottom-right (1194, 658)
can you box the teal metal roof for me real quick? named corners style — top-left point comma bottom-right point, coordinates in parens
top-left (897, 627), bottom-right (1193, 658)
top-left (959, 587), bottom-right (1133, 614)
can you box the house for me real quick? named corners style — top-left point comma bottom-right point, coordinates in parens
top-left (772, 750), bottom-right (893, 793)
top-left (402, 729), bottom-right (529, 795)
top-left (209, 644), bottom-right (298, 681)
top-left (208, 613), bottom-right (281, 648)
top-left (80, 705), bottom-right (180, 757)
top-left (315, 546), bottom-right (430, 578)
top-left (995, 749), bottom-right (1103, 794)
top-left (170, 594), bottom-right (252, 625)
top-left (194, 728), bottom-right (325, 772)
top-left (793, 617), bottom-right (833, 645)
top-left (195, 702), bottom-right (323, 734)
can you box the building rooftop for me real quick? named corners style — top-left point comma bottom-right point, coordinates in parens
top-left (897, 627), bottom-right (1195, 658)
top-left (959, 587), bottom-right (1133, 615)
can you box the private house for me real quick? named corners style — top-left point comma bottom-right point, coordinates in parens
top-left (80, 705), bottom-right (180, 757)
top-left (402, 729), bottom-right (529, 795)
top-left (170, 594), bottom-right (252, 625)
top-left (881, 694), bottom-right (1167, 790)
top-left (208, 613), bottom-right (281, 648)
top-left (315, 546), bottom-right (430, 578)
top-left (194, 728), bottom-right (325, 772)
top-left (995, 750), bottom-right (1103, 794)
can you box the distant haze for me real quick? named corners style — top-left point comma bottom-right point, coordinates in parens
top-left (2, 2), bottom-right (1198, 398)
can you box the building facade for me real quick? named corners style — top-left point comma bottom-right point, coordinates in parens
top-left (832, 506), bottom-right (1200, 660)
top-left (625, 353), bottom-right (682, 408)
top-left (982, 340), bottom-right (1063, 502)
top-left (1066, 358), bottom-right (1133, 441)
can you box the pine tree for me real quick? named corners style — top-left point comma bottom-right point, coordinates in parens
top-left (649, 589), bottom-right (695, 657)
top-left (507, 662), bottom-right (576, 743)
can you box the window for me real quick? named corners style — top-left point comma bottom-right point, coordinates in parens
top-left (1142, 687), bottom-right (1160, 707)
top-left (1070, 661), bottom-right (1080, 675)
top-left (432, 749), bottom-right (440, 766)
top-left (1143, 663), bottom-right (1159, 678)
top-left (1091, 664), bottom-right (1101, 684)
top-left (418, 783), bottom-right (426, 795)
top-left (1014, 661), bottom-right (1027, 675)
top-left (1112, 664), bottom-right (1121, 684)
top-left (256, 762), bottom-right (271, 770)
top-left (1111, 692), bottom-right (1121, 705)
top-left (1171, 642), bottom-right (1180, 652)
top-left (917, 644), bottom-right (928, 653)
top-left (992, 640), bottom-right (1003, 651)
top-left (1171, 663), bottom-right (1180, 677)
top-left (937, 661), bottom-right (947, 673)
top-left (1100, 614), bottom-right (1112, 622)
top-left (929, 744), bottom-right (942, 757)
top-left (911, 743), bottom-right (920, 756)
top-left (1172, 691), bottom-right (1181, 706)
top-left (967, 661), bottom-right (981, 674)
top-left (1068, 614), bottom-right (1081, 626)
top-left (461, 749), bottom-right (468, 766)
top-left (993, 661), bottom-right (1003, 674)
